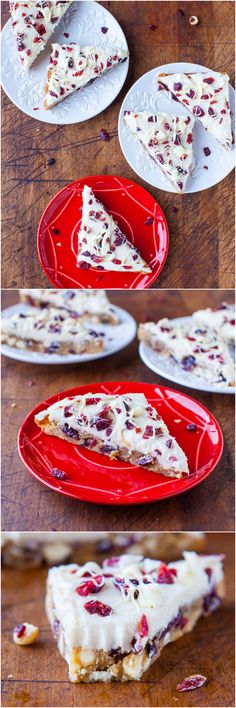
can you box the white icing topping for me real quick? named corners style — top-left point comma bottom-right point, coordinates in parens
top-left (157, 72), bottom-right (233, 149)
top-left (140, 318), bottom-right (235, 385)
top-left (77, 186), bottom-right (151, 272)
top-left (193, 304), bottom-right (235, 345)
top-left (1, 307), bottom-right (102, 352)
top-left (124, 111), bottom-right (195, 192)
top-left (2, 531), bottom-right (204, 548)
top-left (35, 392), bottom-right (189, 475)
top-left (19, 289), bottom-right (118, 322)
top-left (10, 1), bottom-right (73, 70)
top-left (45, 43), bottom-right (129, 108)
top-left (46, 552), bottom-right (224, 652)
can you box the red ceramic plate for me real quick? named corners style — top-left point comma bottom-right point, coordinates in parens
top-left (18, 381), bottom-right (223, 505)
top-left (37, 175), bottom-right (169, 289)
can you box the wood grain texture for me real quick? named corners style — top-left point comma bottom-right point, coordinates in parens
top-left (1, 288), bottom-right (235, 532)
top-left (1, 533), bottom-right (235, 707)
top-left (1, 1), bottom-right (235, 289)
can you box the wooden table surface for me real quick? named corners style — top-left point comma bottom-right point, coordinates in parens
top-left (1, 532), bottom-right (235, 708)
top-left (1, 1), bottom-right (235, 290)
top-left (1, 288), bottom-right (235, 532)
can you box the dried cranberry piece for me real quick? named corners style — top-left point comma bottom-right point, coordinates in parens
top-left (146, 640), bottom-right (157, 658)
top-left (186, 423), bottom-right (197, 432)
top-left (14, 624), bottom-right (26, 638)
top-left (173, 82), bottom-right (182, 91)
top-left (182, 355), bottom-right (196, 371)
top-left (193, 105), bottom-right (205, 117)
top-left (125, 420), bottom-right (135, 430)
top-left (101, 443), bottom-right (115, 454)
top-left (114, 233), bottom-right (125, 247)
top-left (85, 397), bottom-right (101, 406)
top-left (144, 216), bottom-right (154, 225)
top-left (95, 418), bottom-right (112, 431)
top-left (157, 563), bottom-right (176, 584)
top-left (143, 425), bottom-right (153, 438)
top-left (61, 423), bottom-right (80, 439)
top-left (203, 591), bottom-right (221, 615)
top-left (17, 33), bottom-right (25, 51)
top-left (103, 556), bottom-right (120, 567)
top-left (187, 132), bottom-right (193, 143)
top-left (131, 614), bottom-right (149, 653)
top-left (113, 577), bottom-right (129, 595)
top-left (203, 147), bottom-right (211, 156)
top-left (36, 23), bottom-right (46, 35)
top-left (149, 24), bottom-right (157, 30)
top-left (174, 134), bottom-right (181, 145)
top-left (165, 439), bottom-right (172, 448)
top-left (84, 600), bottom-right (113, 616)
top-left (159, 609), bottom-right (187, 640)
top-left (76, 575), bottom-right (104, 596)
top-left (203, 76), bottom-right (214, 84)
top-left (100, 128), bottom-right (110, 141)
top-left (52, 468), bottom-right (66, 480)
top-left (187, 89), bottom-right (195, 99)
top-left (79, 261), bottom-right (90, 269)
top-left (205, 567), bottom-right (212, 581)
top-left (68, 58), bottom-right (74, 68)
top-left (96, 539), bottom-right (113, 553)
top-left (137, 455), bottom-right (153, 466)
top-left (47, 157), bottom-right (55, 166)
top-left (64, 405), bottom-right (73, 418)
top-left (176, 674), bottom-right (207, 692)
top-left (101, 26), bottom-right (108, 33)
top-left (140, 614), bottom-right (149, 636)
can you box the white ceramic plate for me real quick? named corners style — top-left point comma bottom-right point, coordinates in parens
top-left (1, 303), bottom-right (136, 365)
top-left (139, 316), bottom-right (235, 394)
top-left (1, 0), bottom-right (129, 124)
top-left (118, 61), bottom-right (235, 194)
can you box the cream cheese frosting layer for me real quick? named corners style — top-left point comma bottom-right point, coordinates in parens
top-left (123, 111), bottom-right (195, 192)
top-left (46, 552), bottom-right (224, 652)
top-left (157, 72), bottom-right (233, 150)
top-left (44, 43), bottom-right (129, 108)
top-left (1, 307), bottom-right (102, 352)
top-left (19, 289), bottom-right (118, 323)
top-left (10, 1), bottom-right (73, 70)
top-left (35, 391), bottom-right (189, 474)
top-left (139, 318), bottom-right (235, 386)
top-left (193, 304), bottom-right (235, 345)
top-left (77, 186), bottom-right (151, 272)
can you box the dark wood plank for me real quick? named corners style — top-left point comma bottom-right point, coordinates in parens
top-left (1, 1), bottom-right (235, 289)
top-left (1, 533), bottom-right (234, 707)
top-left (1, 288), bottom-right (235, 531)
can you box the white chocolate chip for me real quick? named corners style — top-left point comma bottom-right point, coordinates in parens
top-left (189, 15), bottom-right (199, 25)
top-left (42, 543), bottom-right (72, 565)
top-left (13, 623), bottom-right (39, 646)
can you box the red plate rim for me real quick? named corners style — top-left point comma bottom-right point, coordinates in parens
top-left (37, 175), bottom-right (169, 290)
top-left (17, 381), bottom-right (224, 506)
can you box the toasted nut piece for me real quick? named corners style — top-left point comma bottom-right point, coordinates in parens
top-left (13, 623), bottom-right (39, 646)
top-left (189, 15), bottom-right (199, 25)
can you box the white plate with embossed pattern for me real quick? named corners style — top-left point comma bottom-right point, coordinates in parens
top-left (1, 1), bottom-right (129, 124)
top-left (139, 316), bottom-right (235, 394)
top-left (118, 62), bottom-right (235, 193)
top-left (1, 303), bottom-right (136, 364)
